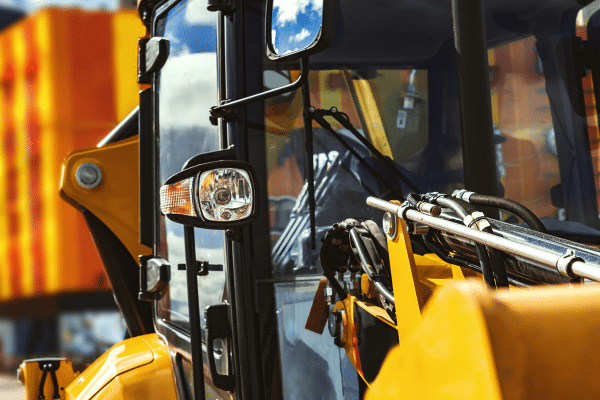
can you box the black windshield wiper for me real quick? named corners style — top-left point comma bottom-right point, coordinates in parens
top-left (308, 107), bottom-right (422, 195)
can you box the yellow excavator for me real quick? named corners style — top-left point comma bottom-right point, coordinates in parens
top-left (17, 0), bottom-right (600, 399)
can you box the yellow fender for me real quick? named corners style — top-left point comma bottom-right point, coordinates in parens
top-left (367, 280), bottom-right (600, 400)
top-left (65, 334), bottom-right (176, 400)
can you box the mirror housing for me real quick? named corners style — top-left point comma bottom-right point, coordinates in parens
top-left (160, 160), bottom-right (259, 229)
top-left (266, 0), bottom-right (337, 61)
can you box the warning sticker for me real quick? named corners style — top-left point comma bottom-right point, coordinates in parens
top-left (396, 109), bottom-right (407, 129)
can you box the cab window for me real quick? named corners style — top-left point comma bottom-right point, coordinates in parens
top-left (154, 0), bottom-right (226, 335)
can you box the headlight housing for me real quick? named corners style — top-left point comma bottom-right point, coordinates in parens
top-left (160, 160), bottom-right (258, 229)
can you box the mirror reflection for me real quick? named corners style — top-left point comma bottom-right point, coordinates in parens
top-left (270, 0), bottom-right (323, 57)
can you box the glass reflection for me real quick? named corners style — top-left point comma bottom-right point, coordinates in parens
top-left (197, 168), bottom-right (253, 221)
top-left (271, 0), bottom-right (323, 56)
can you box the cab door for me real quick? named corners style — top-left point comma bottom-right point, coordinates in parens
top-left (148, 0), bottom-right (234, 398)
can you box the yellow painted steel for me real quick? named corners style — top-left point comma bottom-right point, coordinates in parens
top-left (365, 281), bottom-right (503, 400)
top-left (19, 358), bottom-right (77, 400)
top-left (60, 136), bottom-right (151, 262)
top-left (65, 334), bottom-right (176, 400)
top-left (334, 295), bottom-right (397, 386)
top-left (112, 10), bottom-right (146, 121)
top-left (367, 280), bottom-right (600, 399)
top-left (387, 205), bottom-right (426, 343)
top-left (344, 71), bottom-right (394, 158)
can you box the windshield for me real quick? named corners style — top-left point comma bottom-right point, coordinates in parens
top-left (262, 2), bottom-right (600, 396)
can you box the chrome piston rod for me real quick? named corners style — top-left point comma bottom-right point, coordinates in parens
top-left (366, 196), bottom-right (600, 282)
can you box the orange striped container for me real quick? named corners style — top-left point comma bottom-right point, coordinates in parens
top-left (0, 8), bottom-right (145, 301)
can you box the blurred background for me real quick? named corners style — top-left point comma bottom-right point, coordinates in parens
top-left (0, 0), bottom-right (144, 381)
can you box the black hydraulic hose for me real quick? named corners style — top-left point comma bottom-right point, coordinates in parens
top-left (421, 233), bottom-right (531, 287)
top-left (348, 227), bottom-right (395, 305)
top-left (435, 197), bottom-right (496, 288)
top-left (451, 198), bottom-right (509, 287)
top-left (468, 193), bottom-right (547, 233)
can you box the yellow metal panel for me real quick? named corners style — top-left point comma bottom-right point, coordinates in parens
top-left (346, 72), bottom-right (394, 158)
top-left (19, 359), bottom-right (77, 400)
top-left (112, 11), bottom-right (146, 121)
top-left (35, 12), bottom-right (60, 293)
top-left (387, 212), bottom-right (425, 343)
top-left (366, 281), bottom-right (503, 400)
top-left (60, 136), bottom-right (151, 261)
top-left (11, 26), bottom-right (34, 297)
top-left (65, 334), bottom-right (163, 400)
top-left (485, 283), bottom-right (600, 399)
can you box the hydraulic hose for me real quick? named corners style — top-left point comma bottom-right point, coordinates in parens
top-left (457, 192), bottom-right (547, 234)
top-left (420, 233), bottom-right (531, 287)
top-left (435, 197), bottom-right (497, 288)
top-left (450, 198), bottom-right (509, 287)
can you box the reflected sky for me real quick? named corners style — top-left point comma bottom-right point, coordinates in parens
top-left (272, 0), bottom-right (323, 56)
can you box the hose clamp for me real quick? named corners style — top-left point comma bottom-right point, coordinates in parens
top-left (556, 249), bottom-right (583, 278)
top-left (452, 189), bottom-right (475, 202)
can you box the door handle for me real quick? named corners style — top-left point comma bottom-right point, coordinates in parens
top-left (204, 303), bottom-right (235, 391)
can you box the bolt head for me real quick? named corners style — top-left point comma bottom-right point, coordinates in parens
top-left (75, 163), bottom-right (102, 189)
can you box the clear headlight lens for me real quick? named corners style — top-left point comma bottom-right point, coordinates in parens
top-left (197, 168), bottom-right (253, 222)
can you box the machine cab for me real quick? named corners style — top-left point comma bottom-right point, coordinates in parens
top-left (54, 0), bottom-right (600, 399)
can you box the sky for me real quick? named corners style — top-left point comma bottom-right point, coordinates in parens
top-left (0, 0), bottom-right (118, 11)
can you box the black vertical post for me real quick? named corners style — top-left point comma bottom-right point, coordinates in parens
top-left (452, 0), bottom-right (499, 202)
top-left (301, 58), bottom-right (317, 250)
top-left (184, 225), bottom-right (207, 400)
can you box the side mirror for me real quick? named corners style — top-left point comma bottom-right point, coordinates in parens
top-left (266, 0), bottom-right (337, 61)
top-left (160, 161), bottom-right (259, 229)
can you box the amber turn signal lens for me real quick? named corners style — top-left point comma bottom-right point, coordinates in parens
top-left (159, 177), bottom-right (196, 217)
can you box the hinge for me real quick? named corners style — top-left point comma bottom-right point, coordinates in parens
top-left (207, 0), bottom-right (236, 13)
top-left (138, 37), bottom-right (170, 84)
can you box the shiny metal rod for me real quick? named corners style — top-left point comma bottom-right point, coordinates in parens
top-left (366, 197), bottom-right (600, 282)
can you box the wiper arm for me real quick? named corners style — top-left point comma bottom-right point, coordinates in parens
top-left (327, 107), bottom-right (422, 194)
top-left (308, 107), bottom-right (422, 196)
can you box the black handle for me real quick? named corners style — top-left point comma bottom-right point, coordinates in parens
top-left (204, 303), bottom-right (235, 391)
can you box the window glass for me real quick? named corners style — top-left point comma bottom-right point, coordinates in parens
top-left (490, 36), bottom-right (562, 222)
top-left (154, 0), bottom-right (225, 332)
top-left (266, 68), bottom-right (457, 276)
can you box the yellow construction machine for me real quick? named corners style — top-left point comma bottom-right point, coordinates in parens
top-left (18, 0), bottom-right (600, 399)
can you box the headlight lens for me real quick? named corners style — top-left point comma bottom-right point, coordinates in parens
top-left (197, 168), bottom-right (253, 222)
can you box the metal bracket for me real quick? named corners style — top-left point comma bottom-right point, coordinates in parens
top-left (207, 0), bottom-right (236, 13)
top-left (556, 249), bottom-right (584, 278)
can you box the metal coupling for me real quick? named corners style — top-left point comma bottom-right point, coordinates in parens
top-left (416, 201), bottom-right (441, 217)
top-left (408, 222), bottom-right (429, 235)
top-left (382, 212), bottom-right (398, 240)
top-left (325, 286), bottom-right (335, 304)
top-left (452, 189), bottom-right (475, 202)
top-left (556, 249), bottom-right (583, 278)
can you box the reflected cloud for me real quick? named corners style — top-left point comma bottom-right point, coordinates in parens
top-left (291, 28), bottom-right (310, 43)
top-left (271, 0), bottom-right (323, 56)
top-left (184, 0), bottom-right (217, 25)
top-left (274, 0), bottom-right (322, 27)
